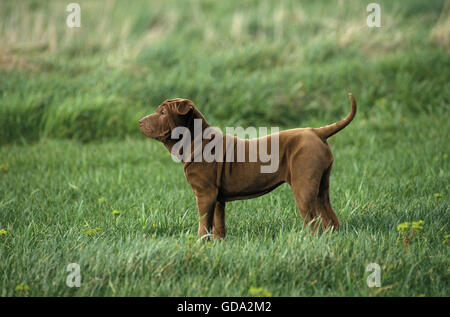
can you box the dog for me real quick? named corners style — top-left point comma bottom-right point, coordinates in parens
top-left (140, 94), bottom-right (357, 239)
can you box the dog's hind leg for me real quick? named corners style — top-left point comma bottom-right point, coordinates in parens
top-left (317, 164), bottom-right (340, 230)
top-left (289, 151), bottom-right (337, 231)
top-left (212, 201), bottom-right (226, 239)
top-left (289, 166), bottom-right (322, 231)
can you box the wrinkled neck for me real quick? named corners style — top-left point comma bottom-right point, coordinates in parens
top-left (162, 109), bottom-right (211, 165)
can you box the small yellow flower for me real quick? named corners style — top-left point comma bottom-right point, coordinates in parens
top-left (0, 229), bottom-right (7, 236)
top-left (112, 210), bottom-right (120, 216)
top-left (98, 197), bottom-right (106, 203)
top-left (249, 287), bottom-right (272, 297)
top-left (83, 227), bottom-right (102, 236)
top-left (443, 234), bottom-right (450, 245)
top-left (434, 193), bottom-right (442, 198)
top-left (15, 284), bottom-right (30, 292)
top-left (0, 162), bottom-right (9, 173)
top-left (397, 222), bottom-right (410, 232)
top-left (411, 220), bottom-right (424, 231)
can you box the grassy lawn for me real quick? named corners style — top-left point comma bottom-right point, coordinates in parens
top-left (0, 0), bottom-right (449, 296)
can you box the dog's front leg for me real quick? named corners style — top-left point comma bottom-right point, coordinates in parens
top-left (195, 192), bottom-right (217, 240)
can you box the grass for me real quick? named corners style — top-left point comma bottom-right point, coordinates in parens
top-left (0, 0), bottom-right (449, 296)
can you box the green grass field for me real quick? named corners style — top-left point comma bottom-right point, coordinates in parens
top-left (0, 0), bottom-right (449, 296)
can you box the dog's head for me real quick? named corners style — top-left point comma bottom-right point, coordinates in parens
top-left (139, 98), bottom-right (204, 141)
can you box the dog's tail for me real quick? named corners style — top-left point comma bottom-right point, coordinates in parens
top-left (314, 93), bottom-right (357, 140)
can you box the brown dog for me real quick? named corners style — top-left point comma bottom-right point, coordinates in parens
top-left (140, 94), bottom-right (357, 238)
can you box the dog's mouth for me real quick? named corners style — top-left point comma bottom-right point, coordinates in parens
top-left (139, 117), bottom-right (171, 141)
top-left (139, 120), bottom-right (152, 136)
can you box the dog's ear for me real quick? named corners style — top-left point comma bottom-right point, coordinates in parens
top-left (174, 99), bottom-right (194, 116)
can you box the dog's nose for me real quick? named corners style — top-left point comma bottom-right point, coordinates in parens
top-left (139, 119), bottom-right (144, 126)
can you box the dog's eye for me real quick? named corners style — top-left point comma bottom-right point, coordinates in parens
top-left (161, 110), bottom-right (165, 115)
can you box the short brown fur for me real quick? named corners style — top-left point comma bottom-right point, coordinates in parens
top-left (139, 94), bottom-right (357, 239)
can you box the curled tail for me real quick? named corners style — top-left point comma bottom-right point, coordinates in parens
top-left (314, 93), bottom-right (357, 139)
